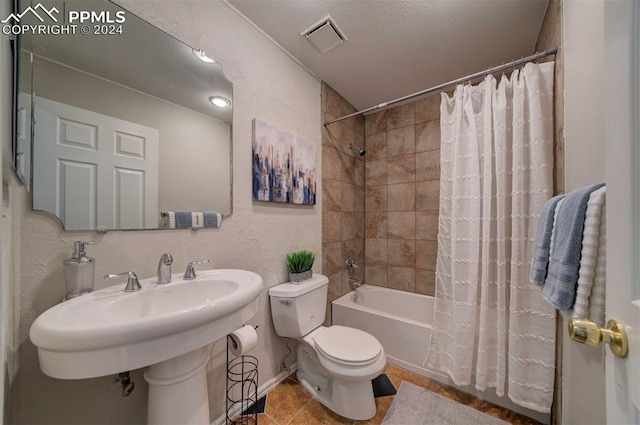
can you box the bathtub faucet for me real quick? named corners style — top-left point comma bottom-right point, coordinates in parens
top-left (348, 277), bottom-right (362, 302)
top-left (345, 257), bottom-right (359, 275)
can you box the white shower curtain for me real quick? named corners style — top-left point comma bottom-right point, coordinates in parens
top-left (425, 62), bottom-right (556, 413)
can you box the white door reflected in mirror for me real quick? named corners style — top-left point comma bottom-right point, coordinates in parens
top-left (33, 97), bottom-right (159, 230)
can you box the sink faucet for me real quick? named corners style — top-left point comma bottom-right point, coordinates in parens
top-left (104, 271), bottom-right (141, 292)
top-left (183, 260), bottom-right (210, 280)
top-left (157, 253), bottom-right (173, 284)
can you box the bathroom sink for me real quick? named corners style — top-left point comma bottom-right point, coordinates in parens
top-left (30, 269), bottom-right (263, 380)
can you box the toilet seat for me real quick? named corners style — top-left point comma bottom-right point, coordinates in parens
top-left (313, 326), bottom-right (382, 366)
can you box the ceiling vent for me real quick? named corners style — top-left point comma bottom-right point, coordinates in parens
top-left (302, 16), bottom-right (348, 54)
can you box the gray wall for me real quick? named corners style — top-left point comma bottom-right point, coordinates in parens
top-left (561, 1), bottom-right (607, 424)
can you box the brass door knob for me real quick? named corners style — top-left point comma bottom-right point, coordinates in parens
top-left (568, 318), bottom-right (628, 358)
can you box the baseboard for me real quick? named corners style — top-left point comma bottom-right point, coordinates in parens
top-left (211, 363), bottom-right (298, 425)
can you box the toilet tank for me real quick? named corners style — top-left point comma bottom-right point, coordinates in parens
top-left (268, 274), bottom-right (328, 338)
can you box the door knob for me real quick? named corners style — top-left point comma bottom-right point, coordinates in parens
top-left (568, 318), bottom-right (628, 358)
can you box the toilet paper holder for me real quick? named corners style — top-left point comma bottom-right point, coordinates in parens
top-left (226, 325), bottom-right (259, 425)
top-left (228, 325), bottom-right (259, 351)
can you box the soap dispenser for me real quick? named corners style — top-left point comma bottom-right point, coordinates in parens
top-left (63, 241), bottom-right (95, 300)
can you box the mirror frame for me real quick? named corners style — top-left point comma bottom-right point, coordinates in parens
top-left (10, 0), bottom-right (19, 177)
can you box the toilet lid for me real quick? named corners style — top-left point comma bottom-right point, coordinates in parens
top-left (313, 326), bottom-right (382, 365)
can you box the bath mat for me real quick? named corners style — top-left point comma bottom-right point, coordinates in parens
top-left (381, 382), bottom-right (509, 425)
top-left (240, 395), bottom-right (266, 415)
top-left (372, 374), bottom-right (397, 397)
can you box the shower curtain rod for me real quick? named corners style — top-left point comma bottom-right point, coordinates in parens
top-left (323, 46), bottom-right (558, 127)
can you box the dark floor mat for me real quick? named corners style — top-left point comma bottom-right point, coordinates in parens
top-left (241, 395), bottom-right (266, 415)
top-left (372, 373), bottom-right (397, 397)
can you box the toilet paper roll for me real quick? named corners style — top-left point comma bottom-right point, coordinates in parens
top-left (229, 325), bottom-right (258, 357)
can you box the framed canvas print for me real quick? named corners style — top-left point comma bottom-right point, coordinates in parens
top-left (252, 119), bottom-right (316, 205)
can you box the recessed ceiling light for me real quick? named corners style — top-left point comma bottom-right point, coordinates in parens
top-left (193, 49), bottom-right (215, 63)
top-left (209, 96), bottom-right (231, 108)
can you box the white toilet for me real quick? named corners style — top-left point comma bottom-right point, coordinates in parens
top-left (269, 274), bottom-right (386, 420)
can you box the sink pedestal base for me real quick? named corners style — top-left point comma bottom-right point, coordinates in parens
top-left (144, 347), bottom-right (210, 425)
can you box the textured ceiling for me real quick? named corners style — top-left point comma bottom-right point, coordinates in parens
top-left (29, 0), bottom-right (233, 123)
top-left (227, 0), bottom-right (549, 112)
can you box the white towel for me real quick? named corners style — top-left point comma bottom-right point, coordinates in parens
top-left (590, 202), bottom-right (606, 326)
top-left (192, 212), bottom-right (203, 229)
top-left (572, 187), bottom-right (606, 321)
top-left (168, 211), bottom-right (176, 229)
top-left (548, 198), bottom-right (564, 256)
top-left (192, 211), bottom-right (204, 229)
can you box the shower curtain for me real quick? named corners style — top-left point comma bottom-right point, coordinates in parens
top-left (425, 62), bottom-right (556, 413)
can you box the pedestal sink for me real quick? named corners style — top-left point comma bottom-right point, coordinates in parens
top-left (29, 269), bottom-right (263, 425)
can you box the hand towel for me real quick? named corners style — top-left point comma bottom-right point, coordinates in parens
top-left (543, 182), bottom-right (606, 310)
top-left (572, 186), bottom-right (606, 319)
top-left (530, 194), bottom-right (565, 285)
top-left (168, 211), bottom-right (176, 229)
top-left (175, 211), bottom-right (193, 229)
top-left (590, 202), bottom-right (607, 326)
top-left (203, 211), bottom-right (222, 228)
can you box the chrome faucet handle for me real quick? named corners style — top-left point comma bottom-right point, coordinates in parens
top-left (345, 257), bottom-right (359, 274)
top-left (183, 260), bottom-right (210, 280)
top-left (104, 272), bottom-right (142, 292)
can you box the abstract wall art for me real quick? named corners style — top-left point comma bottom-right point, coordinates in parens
top-left (252, 118), bottom-right (316, 205)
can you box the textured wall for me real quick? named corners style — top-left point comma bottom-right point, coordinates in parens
top-left (561, 1), bottom-right (606, 424)
top-left (13, 1), bottom-right (321, 423)
top-left (1, 0), bottom-right (15, 421)
top-left (362, 97), bottom-right (441, 296)
top-left (321, 82), bottom-right (365, 322)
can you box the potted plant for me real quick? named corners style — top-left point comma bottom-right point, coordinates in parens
top-left (285, 250), bottom-right (316, 283)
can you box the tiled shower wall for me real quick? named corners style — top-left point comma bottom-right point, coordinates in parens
top-left (321, 82), bottom-right (365, 321)
top-left (535, 0), bottom-right (564, 197)
top-left (363, 98), bottom-right (441, 296)
top-left (322, 0), bottom-right (564, 301)
top-left (320, 85), bottom-right (441, 300)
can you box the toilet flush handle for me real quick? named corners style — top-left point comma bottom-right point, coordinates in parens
top-left (279, 299), bottom-right (292, 306)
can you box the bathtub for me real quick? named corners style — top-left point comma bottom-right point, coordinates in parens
top-left (332, 285), bottom-right (549, 423)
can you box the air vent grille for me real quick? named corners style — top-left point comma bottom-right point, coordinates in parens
top-left (302, 16), bottom-right (347, 54)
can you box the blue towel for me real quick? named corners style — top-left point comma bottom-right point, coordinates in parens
top-left (530, 195), bottom-right (565, 285)
top-left (543, 183), bottom-right (606, 310)
top-left (203, 211), bottom-right (220, 228)
top-left (175, 211), bottom-right (193, 229)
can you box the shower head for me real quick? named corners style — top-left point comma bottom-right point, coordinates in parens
top-left (349, 143), bottom-right (366, 157)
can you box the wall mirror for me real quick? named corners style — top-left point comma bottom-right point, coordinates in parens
top-left (14, 0), bottom-right (233, 231)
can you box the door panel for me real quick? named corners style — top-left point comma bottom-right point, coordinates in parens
top-left (58, 159), bottom-right (96, 229)
top-left (114, 167), bottom-right (145, 230)
top-left (16, 93), bottom-right (32, 189)
top-left (33, 97), bottom-right (159, 230)
top-left (604, 0), bottom-right (639, 423)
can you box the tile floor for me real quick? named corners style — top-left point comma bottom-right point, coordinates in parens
top-left (246, 364), bottom-right (545, 425)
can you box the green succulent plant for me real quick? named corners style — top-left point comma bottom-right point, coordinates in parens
top-left (285, 250), bottom-right (316, 274)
